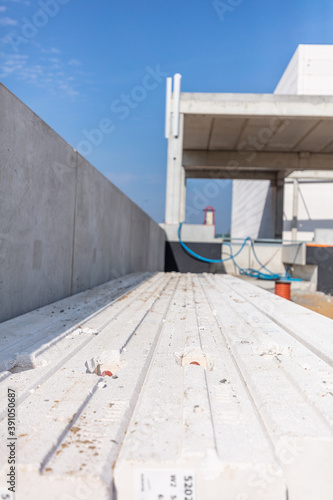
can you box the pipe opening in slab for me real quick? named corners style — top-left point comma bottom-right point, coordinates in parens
top-left (85, 361), bottom-right (122, 377)
top-left (184, 357), bottom-right (207, 369)
top-left (85, 350), bottom-right (124, 377)
top-left (96, 363), bottom-right (121, 377)
top-left (174, 349), bottom-right (214, 371)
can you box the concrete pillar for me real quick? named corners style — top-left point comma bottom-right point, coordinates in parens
top-left (274, 176), bottom-right (285, 239)
top-left (179, 165), bottom-right (186, 222)
top-left (291, 178), bottom-right (299, 241)
top-left (165, 113), bottom-right (186, 224)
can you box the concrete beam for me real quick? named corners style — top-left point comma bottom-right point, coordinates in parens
top-left (179, 92), bottom-right (333, 118)
top-left (183, 149), bottom-right (333, 171)
top-left (288, 170), bottom-right (333, 179)
top-left (185, 168), bottom-right (277, 181)
top-left (160, 223), bottom-right (217, 242)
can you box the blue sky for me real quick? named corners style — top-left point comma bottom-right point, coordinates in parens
top-left (1, 0), bottom-right (333, 233)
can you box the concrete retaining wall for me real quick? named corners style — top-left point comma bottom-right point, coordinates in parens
top-left (0, 83), bottom-right (165, 323)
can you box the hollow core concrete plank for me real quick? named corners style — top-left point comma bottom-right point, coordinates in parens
top-left (0, 272), bottom-right (332, 500)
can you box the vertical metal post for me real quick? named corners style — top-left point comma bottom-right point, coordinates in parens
top-left (165, 74), bottom-right (185, 224)
top-left (172, 73), bottom-right (182, 137)
top-left (291, 179), bottom-right (299, 241)
top-left (164, 77), bottom-right (172, 139)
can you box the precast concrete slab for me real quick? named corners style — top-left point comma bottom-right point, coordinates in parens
top-left (0, 273), bottom-right (332, 500)
top-left (0, 83), bottom-right (165, 323)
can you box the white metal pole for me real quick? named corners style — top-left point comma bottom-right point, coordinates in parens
top-left (172, 73), bottom-right (182, 137)
top-left (164, 77), bottom-right (172, 139)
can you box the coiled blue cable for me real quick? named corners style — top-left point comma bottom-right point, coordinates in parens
top-left (177, 222), bottom-right (301, 281)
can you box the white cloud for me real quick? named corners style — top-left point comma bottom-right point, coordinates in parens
top-left (0, 51), bottom-right (80, 98)
top-left (41, 47), bottom-right (61, 55)
top-left (0, 53), bottom-right (28, 77)
top-left (0, 7), bottom-right (7, 12)
top-left (0, 16), bottom-right (18, 26)
top-left (68, 59), bottom-right (81, 67)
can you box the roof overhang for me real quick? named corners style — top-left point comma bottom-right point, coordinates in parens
top-left (177, 93), bottom-right (333, 179)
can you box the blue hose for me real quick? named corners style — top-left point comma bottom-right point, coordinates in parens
top-left (177, 222), bottom-right (301, 281)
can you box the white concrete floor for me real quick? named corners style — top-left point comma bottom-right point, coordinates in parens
top-left (0, 272), bottom-right (332, 500)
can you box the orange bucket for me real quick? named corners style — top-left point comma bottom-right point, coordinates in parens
top-left (275, 281), bottom-right (291, 300)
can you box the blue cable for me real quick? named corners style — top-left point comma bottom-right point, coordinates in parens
top-left (177, 222), bottom-right (301, 281)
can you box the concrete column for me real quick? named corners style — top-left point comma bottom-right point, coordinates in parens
top-left (179, 165), bottom-right (186, 222)
top-left (165, 113), bottom-right (185, 224)
top-left (274, 176), bottom-right (285, 239)
top-left (291, 178), bottom-right (299, 241)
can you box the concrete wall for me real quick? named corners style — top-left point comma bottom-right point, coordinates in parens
top-left (161, 223), bottom-right (216, 243)
top-left (232, 44), bottom-right (333, 242)
top-left (0, 83), bottom-right (165, 323)
top-left (231, 180), bottom-right (276, 239)
top-left (275, 44), bottom-right (333, 95)
top-left (274, 45), bottom-right (299, 94)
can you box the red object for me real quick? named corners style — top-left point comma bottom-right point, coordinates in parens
top-left (190, 361), bottom-right (200, 366)
top-left (275, 281), bottom-right (291, 301)
top-left (101, 370), bottom-right (113, 377)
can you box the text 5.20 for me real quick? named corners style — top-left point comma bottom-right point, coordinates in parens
top-left (184, 475), bottom-right (194, 500)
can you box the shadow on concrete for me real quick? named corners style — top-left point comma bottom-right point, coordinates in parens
top-left (165, 241), bottom-right (224, 273)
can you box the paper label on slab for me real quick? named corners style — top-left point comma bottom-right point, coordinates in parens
top-left (136, 470), bottom-right (195, 500)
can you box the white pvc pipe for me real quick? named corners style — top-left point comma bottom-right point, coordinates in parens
top-left (164, 77), bottom-right (172, 139)
top-left (172, 73), bottom-right (182, 137)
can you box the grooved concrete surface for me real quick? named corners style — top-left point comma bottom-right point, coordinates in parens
top-left (0, 273), bottom-right (332, 500)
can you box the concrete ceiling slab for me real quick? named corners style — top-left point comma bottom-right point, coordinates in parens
top-left (209, 117), bottom-right (246, 150)
top-left (183, 115), bottom-right (213, 149)
top-left (180, 94), bottom-right (333, 171)
top-left (266, 118), bottom-right (321, 151)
